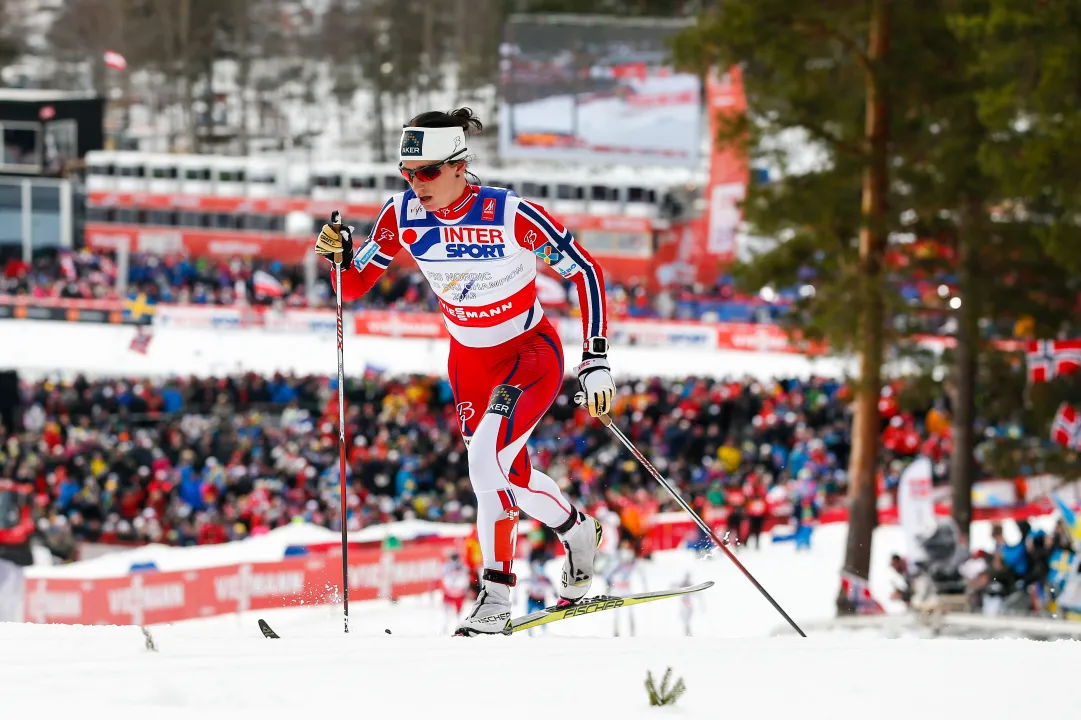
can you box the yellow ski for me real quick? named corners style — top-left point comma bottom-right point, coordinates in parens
top-left (506, 581), bottom-right (714, 634)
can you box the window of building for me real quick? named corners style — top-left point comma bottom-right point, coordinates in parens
top-left (43, 120), bottom-right (77, 175)
top-left (218, 169), bottom-right (246, 183)
top-left (556, 184), bottom-right (583, 200)
top-left (0, 122), bottom-right (41, 172)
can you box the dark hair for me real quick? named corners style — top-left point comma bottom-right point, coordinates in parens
top-left (408, 107), bottom-right (484, 136)
top-left (407, 108), bottom-right (483, 182)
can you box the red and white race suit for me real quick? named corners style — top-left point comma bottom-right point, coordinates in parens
top-left (333, 184), bottom-right (608, 578)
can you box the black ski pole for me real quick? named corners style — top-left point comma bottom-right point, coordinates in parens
top-left (330, 210), bottom-right (350, 634)
top-left (577, 394), bottom-right (806, 637)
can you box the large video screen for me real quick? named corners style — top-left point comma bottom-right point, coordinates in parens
top-left (498, 15), bottom-right (701, 168)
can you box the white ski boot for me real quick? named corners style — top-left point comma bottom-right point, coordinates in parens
top-left (556, 509), bottom-right (603, 604)
top-left (454, 570), bottom-right (514, 636)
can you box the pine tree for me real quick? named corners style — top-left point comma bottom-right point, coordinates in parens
top-left (951, 0), bottom-right (1081, 276)
top-left (671, 0), bottom-right (909, 611)
top-left (672, 1), bottom-right (1081, 600)
top-left (939, 0), bottom-right (1081, 528)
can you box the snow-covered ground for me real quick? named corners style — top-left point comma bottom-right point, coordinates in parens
top-left (6, 517), bottom-right (1076, 718)
top-left (5, 621), bottom-right (1074, 720)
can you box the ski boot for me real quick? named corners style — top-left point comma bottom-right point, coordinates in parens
top-left (454, 570), bottom-right (514, 636)
top-left (556, 509), bottom-right (603, 604)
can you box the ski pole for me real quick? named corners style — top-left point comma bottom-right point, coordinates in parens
top-left (576, 393), bottom-right (806, 637)
top-left (330, 210), bottom-right (350, 634)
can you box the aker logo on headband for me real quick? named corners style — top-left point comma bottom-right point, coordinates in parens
top-left (401, 130), bottom-right (424, 156)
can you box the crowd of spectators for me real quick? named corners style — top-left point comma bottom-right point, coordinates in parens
top-left (1, 246), bottom-right (1019, 338)
top-left (0, 366), bottom-right (1043, 563)
top-left (2, 241), bottom-right (1043, 341)
top-left (889, 516), bottom-right (1078, 618)
top-left (0, 249), bottom-right (785, 324)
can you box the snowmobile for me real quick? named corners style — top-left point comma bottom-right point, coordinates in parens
top-left (916, 518), bottom-right (969, 597)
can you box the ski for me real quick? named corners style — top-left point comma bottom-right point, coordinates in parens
top-left (257, 581), bottom-right (713, 639)
top-left (505, 581), bottom-right (713, 635)
top-left (258, 618), bottom-right (280, 639)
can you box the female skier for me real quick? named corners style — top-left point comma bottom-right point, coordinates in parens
top-left (314, 108), bottom-right (615, 636)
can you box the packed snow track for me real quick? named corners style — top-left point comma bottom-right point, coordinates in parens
top-left (3, 619), bottom-right (1075, 719)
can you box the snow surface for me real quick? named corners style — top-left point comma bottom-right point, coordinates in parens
top-left (6, 517), bottom-right (1078, 718)
top-left (5, 622), bottom-right (1074, 720)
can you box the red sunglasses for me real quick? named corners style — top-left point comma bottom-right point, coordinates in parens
top-left (399, 159), bottom-right (451, 184)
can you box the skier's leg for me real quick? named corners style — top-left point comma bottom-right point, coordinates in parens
top-left (449, 345), bottom-right (519, 635)
top-left (491, 324), bottom-right (601, 603)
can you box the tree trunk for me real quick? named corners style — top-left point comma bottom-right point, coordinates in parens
top-left (838, 0), bottom-right (892, 615)
top-left (949, 195), bottom-right (980, 541)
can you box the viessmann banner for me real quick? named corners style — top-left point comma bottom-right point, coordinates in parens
top-left (498, 15), bottom-right (701, 167)
top-left (20, 543), bottom-right (455, 625)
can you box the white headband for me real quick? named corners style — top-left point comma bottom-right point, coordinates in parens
top-left (399, 126), bottom-right (468, 163)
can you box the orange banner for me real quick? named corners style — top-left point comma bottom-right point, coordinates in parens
top-left (703, 65), bottom-right (749, 266)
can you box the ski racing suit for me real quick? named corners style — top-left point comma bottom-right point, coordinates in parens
top-left (333, 184), bottom-right (607, 584)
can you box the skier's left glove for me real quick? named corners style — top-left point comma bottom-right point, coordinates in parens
top-left (575, 356), bottom-right (615, 418)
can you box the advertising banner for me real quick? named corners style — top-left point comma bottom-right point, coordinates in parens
top-left (86, 192), bottom-right (384, 222)
top-left (0, 295), bottom-right (152, 326)
top-left (22, 543), bottom-right (454, 625)
top-left (84, 224), bottom-right (314, 265)
top-left (703, 66), bottom-right (749, 263)
top-left (354, 311), bottom-right (448, 339)
top-left (152, 305), bottom-right (249, 330)
top-left (261, 308), bottom-right (339, 334)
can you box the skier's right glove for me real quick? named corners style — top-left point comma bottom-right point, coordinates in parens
top-left (315, 212), bottom-right (355, 269)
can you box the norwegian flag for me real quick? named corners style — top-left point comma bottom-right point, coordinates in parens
top-left (1027, 339), bottom-right (1081, 384)
top-left (103, 50), bottom-right (127, 71)
top-left (59, 252), bottom-right (76, 281)
top-left (1051, 403), bottom-right (1081, 449)
top-left (129, 327), bottom-right (152, 355)
top-left (840, 572), bottom-right (885, 615)
top-left (253, 270), bottom-right (285, 299)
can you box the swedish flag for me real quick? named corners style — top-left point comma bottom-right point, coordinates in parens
top-left (124, 292), bottom-right (156, 323)
top-left (1049, 549), bottom-right (1077, 595)
top-left (1052, 494), bottom-right (1081, 543)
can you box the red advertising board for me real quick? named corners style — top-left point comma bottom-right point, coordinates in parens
top-left (85, 224), bottom-right (314, 264)
top-left (713, 323), bottom-right (827, 355)
top-left (87, 192), bottom-right (385, 221)
top-left (354, 311), bottom-right (448, 339)
top-left (23, 541), bottom-right (458, 625)
top-left (3, 294), bottom-right (1022, 357)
